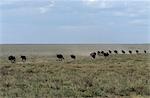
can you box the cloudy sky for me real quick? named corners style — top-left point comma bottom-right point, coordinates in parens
top-left (0, 0), bottom-right (150, 44)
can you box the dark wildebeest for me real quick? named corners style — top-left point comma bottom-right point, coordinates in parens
top-left (97, 51), bottom-right (101, 56)
top-left (56, 54), bottom-right (64, 61)
top-left (122, 50), bottom-right (125, 54)
top-left (114, 50), bottom-right (118, 54)
top-left (144, 50), bottom-right (147, 54)
top-left (136, 50), bottom-right (139, 54)
top-left (8, 55), bottom-right (16, 63)
top-left (129, 50), bottom-right (132, 54)
top-left (108, 50), bottom-right (112, 54)
top-left (21, 56), bottom-right (26, 62)
top-left (90, 52), bottom-right (96, 59)
top-left (70, 54), bottom-right (76, 60)
top-left (101, 51), bottom-right (104, 54)
top-left (103, 52), bottom-right (109, 57)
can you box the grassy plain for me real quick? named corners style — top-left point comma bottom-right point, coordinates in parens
top-left (0, 44), bottom-right (150, 98)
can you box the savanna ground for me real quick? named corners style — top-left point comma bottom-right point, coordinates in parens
top-left (0, 53), bottom-right (150, 98)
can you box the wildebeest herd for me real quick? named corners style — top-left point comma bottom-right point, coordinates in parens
top-left (8, 50), bottom-right (148, 63)
top-left (8, 55), bottom-right (26, 63)
top-left (56, 54), bottom-right (76, 61)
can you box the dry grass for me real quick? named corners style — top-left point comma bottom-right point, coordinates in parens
top-left (0, 54), bottom-right (150, 98)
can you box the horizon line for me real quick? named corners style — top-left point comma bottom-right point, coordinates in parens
top-left (0, 43), bottom-right (150, 45)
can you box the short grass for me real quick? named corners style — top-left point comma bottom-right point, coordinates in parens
top-left (0, 54), bottom-right (150, 98)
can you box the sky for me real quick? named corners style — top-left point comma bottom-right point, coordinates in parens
top-left (0, 0), bottom-right (150, 44)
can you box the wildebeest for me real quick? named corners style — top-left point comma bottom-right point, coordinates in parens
top-left (122, 50), bottom-right (125, 54)
top-left (129, 50), bottom-right (132, 54)
top-left (90, 52), bottom-right (96, 59)
top-left (70, 54), bottom-right (76, 60)
top-left (97, 51), bottom-right (101, 56)
top-left (8, 55), bottom-right (16, 63)
top-left (21, 56), bottom-right (26, 62)
top-left (101, 51), bottom-right (104, 54)
top-left (114, 50), bottom-right (118, 54)
top-left (136, 50), bottom-right (139, 54)
top-left (103, 52), bottom-right (109, 57)
top-left (56, 54), bottom-right (64, 61)
top-left (108, 50), bottom-right (112, 54)
top-left (144, 50), bottom-right (147, 53)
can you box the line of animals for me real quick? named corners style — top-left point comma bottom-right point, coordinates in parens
top-left (8, 50), bottom-right (148, 63)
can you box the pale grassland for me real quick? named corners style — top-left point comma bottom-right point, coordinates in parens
top-left (0, 53), bottom-right (150, 98)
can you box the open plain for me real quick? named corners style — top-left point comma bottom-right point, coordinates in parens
top-left (0, 44), bottom-right (150, 98)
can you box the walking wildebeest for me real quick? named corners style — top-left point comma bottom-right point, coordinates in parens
top-left (114, 50), bottom-right (118, 54)
top-left (122, 50), bottom-right (125, 54)
top-left (129, 50), bottom-right (132, 54)
top-left (97, 51), bottom-right (102, 56)
top-left (70, 54), bottom-right (76, 60)
top-left (108, 50), bottom-right (112, 54)
top-left (144, 50), bottom-right (147, 53)
top-left (103, 52), bottom-right (109, 57)
top-left (56, 54), bottom-right (64, 61)
top-left (90, 52), bottom-right (96, 59)
top-left (101, 51), bottom-right (104, 54)
top-left (21, 56), bottom-right (26, 62)
top-left (8, 55), bottom-right (16, 63)
top-left (136, 50), bottom-right (139, 54)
